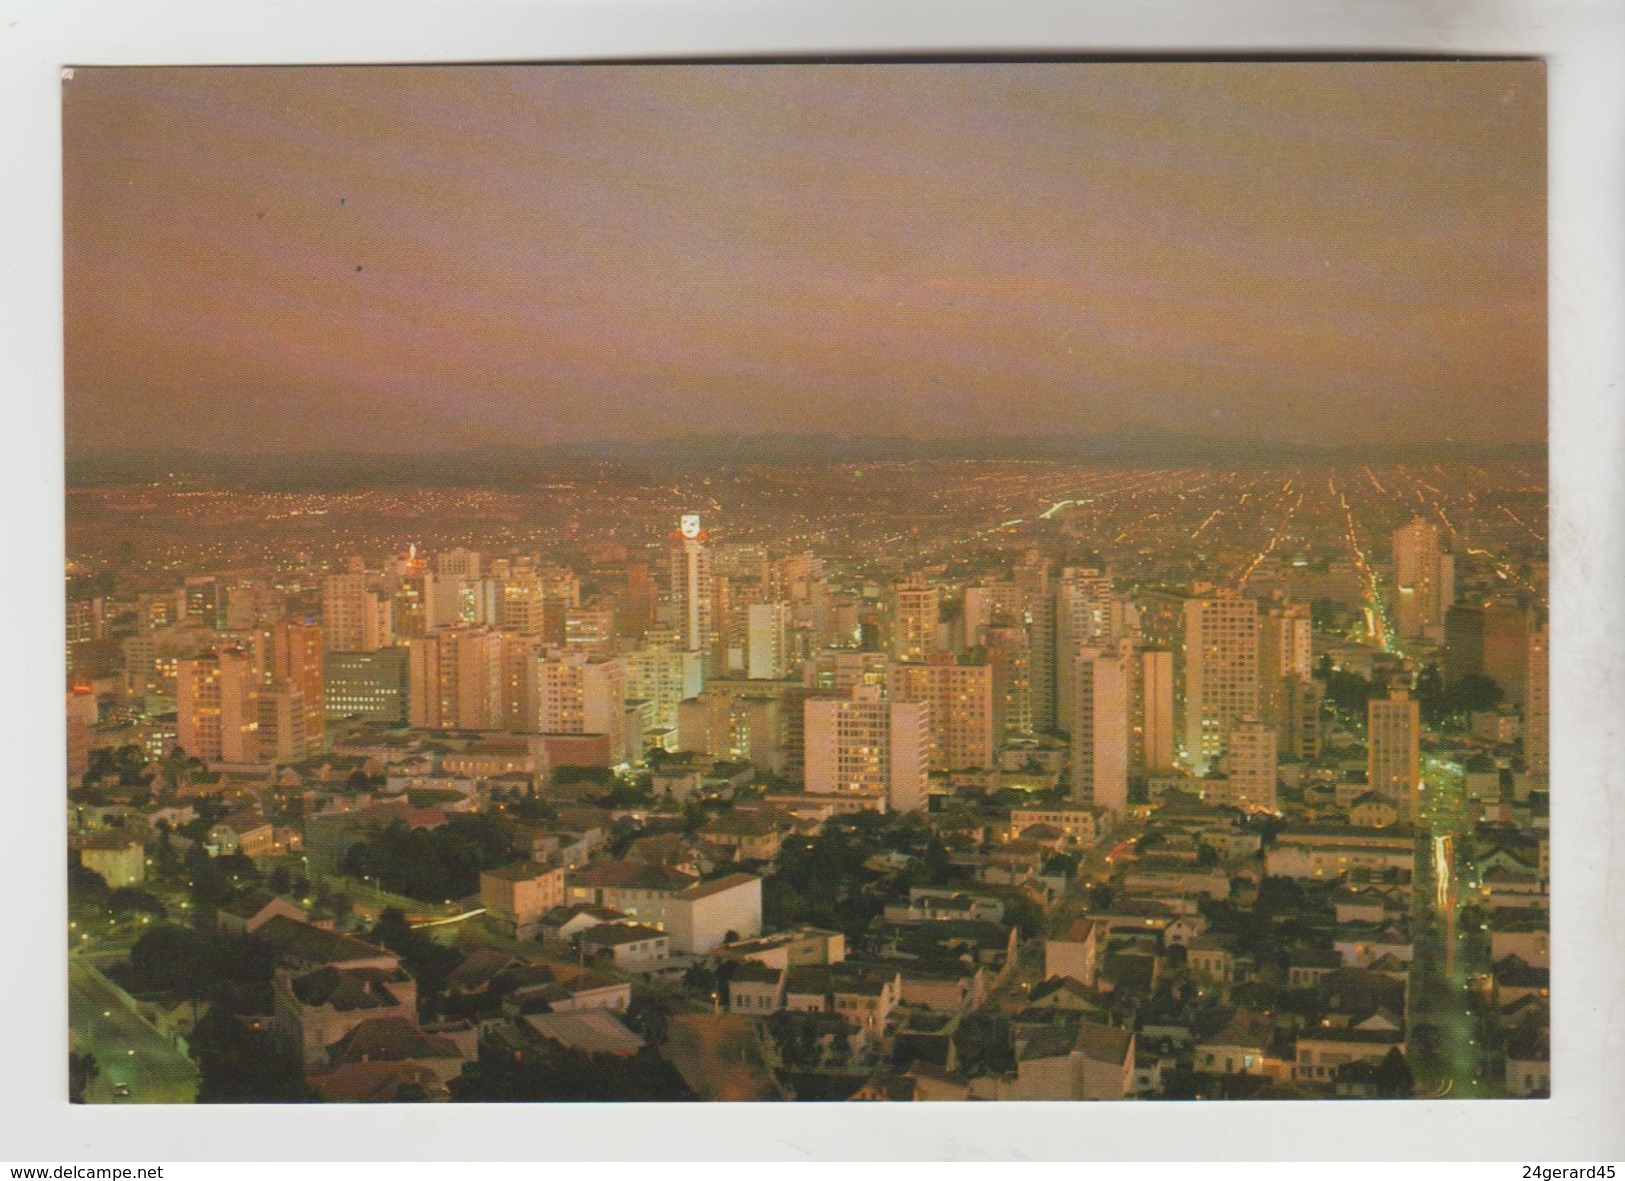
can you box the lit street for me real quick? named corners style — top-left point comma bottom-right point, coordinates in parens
top-left (69, 958), bottom-right (198, 1104)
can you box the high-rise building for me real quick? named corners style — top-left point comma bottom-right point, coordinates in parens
top-left (1182, 595), bottom-right (1259, 772)
top-left (1014, 555), bottom-right (1056, 732)
top-left (176, 648), bottom-right (257, 763)
top-left (962, 581), bottom-right (1027, 647)
top-left (804, 685), bottom-right (929, 812)
top-left (621, 563), bottom-right (657, 641)
top-left (564, 607), bottom-right (616, 660)
top-left (625, 645), bottom-right (705, 734)
top-left (983, 624), bottom-right (1033, 743)
top-left (887, 658), bottom-right (995, 771)
top-left (669, 514), bottom-right (715, 675)
top-left (1134, 647), bottom-right (1177, 774)
top-left (322, 573), bottom-right (394, 652)
top-left (406, 626), bottom-right (504, 731)
top-left (324, 648), bottom-right (409, 723)
top-left (1525, 620), bottom-right (1549, 777)
top-left (1368, 687), bottom-right (1421, 819)
top-left (1218, 717), bottom-right (1276, 812)
top-left (890, 576), bottom-right (940, 665)
top-left (1283, 675), bottom-right (1324, 762)
top-left (249, 621), bottom-right (325, 759)
top-left (1054, 568), bottom-right (1117, 735)
top-left (1069, 648), bottom-right (1129, 813)
top-left (532, 650), bottom-right (628, 761)
top-left (747, 602), bottom-right (792, 680)
top-left (1393, 518), bottom-right (1453, 644)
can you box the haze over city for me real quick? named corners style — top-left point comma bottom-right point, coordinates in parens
top-left (63, 62), bottom-right (1548, 1109)
top-left (64, 62), bottom-right (1544, 457)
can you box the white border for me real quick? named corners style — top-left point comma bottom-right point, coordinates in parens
top-left (4, 0), bottom-right (1622, 1162)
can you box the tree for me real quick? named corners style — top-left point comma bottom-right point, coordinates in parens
top-left (107, 886), bottom-right (167, 919)
top-left (69, 1051), bottom-right (98, 1103)
top-left (449, 1041), bottom-right (695, 1102)
top-left (191, 1007), bottom-right (316, 1103)
top-left (1373, 1047), bottom-right (1415, 1098)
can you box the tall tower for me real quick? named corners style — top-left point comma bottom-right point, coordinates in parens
top-left (1368, 687), bottom-right (1421, 820)
top-left (1394, 518), bottom-right (1449, 644)
top-left (322, 572), bottom-right (393, 652)
top-left (1055, 568), bottom-right (1116, 735)
top-left (1013, 555), bottom-right (1056, 731)
top-left (1135, 647), bottom-right (1176, 774)
top-left (669, 514), bottom-right (714, 677)
top-left (1182, 595), bottom-right (1259, 772)
top-left (887, 657), bottom-right (994, 772)
top-left (176, 648), bottom-right (257, 763)
top-left (747, 602), bottom-right (792, 680)
top-left (1219, 717), bottom-right (1277, 812)
top-left (1069, 647), bottom-right (1129, 814)
top-left (1525, 620), bottom-right (1549, 777)
top-left (890, 576), bottom-right (940, 664)
top-left (804, 685), bottom-right (929, 812)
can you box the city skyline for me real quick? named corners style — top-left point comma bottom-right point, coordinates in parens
top-left (64, 61), bottom-right (1544, 457)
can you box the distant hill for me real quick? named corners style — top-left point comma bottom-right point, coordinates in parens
top-left (65, 430), bottom-right (1544, 490)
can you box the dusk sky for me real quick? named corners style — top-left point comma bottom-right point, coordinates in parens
top-left (62, 62), bottom-right (1545, 455)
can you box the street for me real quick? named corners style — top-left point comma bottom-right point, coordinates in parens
top-left (69, 958), bottom-right (198, 1104)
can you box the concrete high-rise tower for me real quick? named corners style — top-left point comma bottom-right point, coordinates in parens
top-left (804, 685), bottom-right (929, 812)
top-left (1394, 518), bottom-right (1452, 644)
top-left (1069, 647), bottom-right (1129, 814)
top-left (669, 514), bottom-right (715, 676)
top-left (1182, 595), bottom-right (1259, 772)
top-left (1368, 687), bottom-right (1421, 820)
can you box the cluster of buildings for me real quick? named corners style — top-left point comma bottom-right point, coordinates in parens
top-left (66, 502), bottom-right (1549, 1102)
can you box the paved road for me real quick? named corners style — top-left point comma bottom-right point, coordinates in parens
top-left (1407, 756), bottom-right (1491, 1098)
top-left (69, 959), bottom-right (198, 1104)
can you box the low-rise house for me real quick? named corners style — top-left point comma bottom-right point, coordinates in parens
top-left (1044, 918), bottom-right (1099, 988)
top-left (716, 926), bottom-right (846, 971)
top-left (564, 859), bottom-right (698, 927)
top-left (207, 810), bottom-right (277, 859)
top-left (536, 903), bottom-right (627, 945)
top-left (1492, 955), bottom-right (1550, 1006)
top-left (782, 965), bottom-right (900, 1035)
top-left (885, 889), bottom-right (1005, 925)
top-left (1479, 865), bottom-right (1547, 912)
top-left (325, 1014), bottom-right (469, 1086)
top-left (576, 922), bottom-right (670, 972)
top-left (1504, 1030), bottom-right (1550, 1097)
top-left (480, 861), bottom-right (566, 940)
top-left (894, 962), bottom-right (989, 1015)
top-left (305, 1060), bottom-right (447, 1103)
top-left (73, 834), bottom-right (145, 887)
top-left (274, 965), bottom-right (419, 1068)
top-left (1287, 947), bottom-right (1344, 988)
top-left (1194, 1011), bottom-right (1273, 1076)
top-left (1008, 805), bottom-right (1109, 845)
top-left (523, 970), bottom-right (632, 1014)
top-left (1026, 977), bottom-right (1112, 1018)
top-left (1488, 913), bottom-right (1549, 968)
top-left (727, 961), bottom-right (786, 1015)
top-left (1264, 825), bottom-right (1415, 880)
top-left (1186, 934), bottom-right (1240, 984)
top-left (699, 811), bottom-right (785, 862)
top-left (214, 890), bottom-right (309, 937)
top-left (664, 872), bottom-right (763, 955)
top-left (522, 1010), bottom-right (644, 1056)
top-left (256, 916), bottom-right (400, 973)
top-left (1007, 1020), bottom-right (1134, 1101)
top-left (1120, 858), bottom-right (1230, 901)
top-left (1293, 1026), bottom-right (1405, 1086)
top-left (1333, 923), bottom-right (1414, 970)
